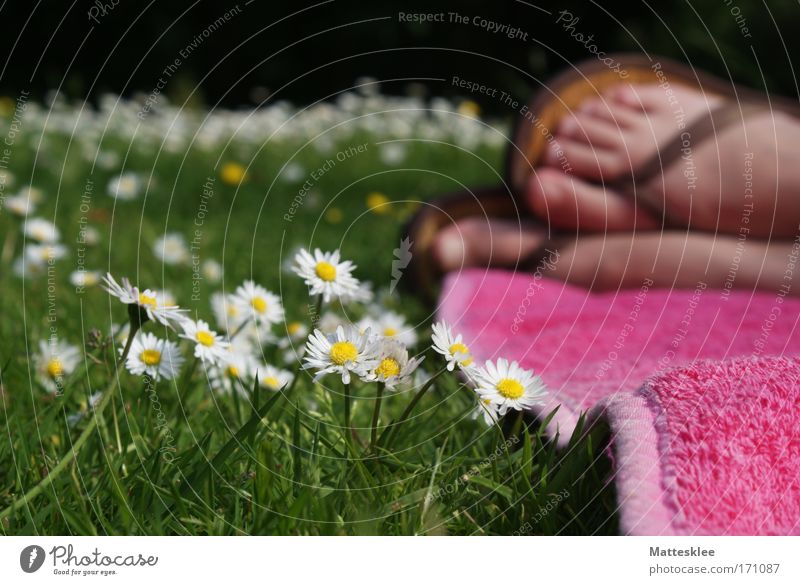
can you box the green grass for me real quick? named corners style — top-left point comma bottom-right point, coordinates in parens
top-left (0, 99), bottom-right (617, 535)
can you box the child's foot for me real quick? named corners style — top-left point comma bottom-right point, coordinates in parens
top-left (527, 84), bottom-right (800, 238)
top-left (434, 217), bottom-right (798, 293)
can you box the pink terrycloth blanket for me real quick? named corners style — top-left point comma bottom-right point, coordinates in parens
top-left (438, 269), bottom-right (800, 535)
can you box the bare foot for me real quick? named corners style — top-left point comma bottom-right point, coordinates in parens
top-left (434, 217), bottom-right (799, 294)
top-left (527, 84), bottom-right (800, 237)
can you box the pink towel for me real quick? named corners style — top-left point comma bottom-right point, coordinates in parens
top-left (438, 269), bottom-right (800, 534)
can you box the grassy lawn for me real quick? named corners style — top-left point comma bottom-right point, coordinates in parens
top-left (0, 93), bottom-right (617, 535)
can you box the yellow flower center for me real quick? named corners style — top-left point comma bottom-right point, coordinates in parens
top-left (496, 378), bottom-right (524, 400)
top-left (221, 163), bottom-right (246, 185)
top-left (330, 341), bottom-right (358, 365)
top-left (315, 261), bottom-right (337, 282)
top-left (263, 376), bottom-right (281, 389)
top-left (458, 100), bottom-right (481, 118)
top-left (325, 208), bottom-right (343, 223)
top-left (375, 357), bottom-right (401, 378)
top-left (140, 349), bottom-right (162, 366)
top-left (449, 342), bottom-right (472, 366)
top-left (138, 293), bottom-right (158, 309)
top-left (46, 358), bottom-right (63, 378)
top-left (196, 330), bottom-right (215, 347)
top-left (367, 192), bottom-right (390, 214)
top-left (227, 304), bottom-right (238, 317)
top-left (383, 327), bottom-right (398, 337)
top-left (226, 365), bottom-right (240, 379)
top-left (251, 296), bottom-right (267, 313)
top-left (287, 322), bottom-right (302, 336)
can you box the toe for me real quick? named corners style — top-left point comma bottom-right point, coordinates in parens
top-left (545, 135), bottom-right (627, 181)
top-left (606, 84), bottom-right (662, 111)
top-left (557, 110), bottom-right (624, 148)
top-left (577, 96), bottom-right (640, 127)
top-left (527, 168), bottom-right (659, 231)
top-left (434, 217), bottom-right (545, 272)
top-left (434, 223), bottom-right (468, 273)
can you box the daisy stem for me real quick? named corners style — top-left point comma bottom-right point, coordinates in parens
top-left (228, 317), bottom-right (251, 340)
top-left (119, 319), bottom-right (140, 367)
top-left (511, 409), bottom-right (525, 438)
top-left (369, 382), bottom-right (385, 451)
top-left (343, 382), bottom-right (352, 449)
top-left (380, 368), bottom-right (444, 448)
top-left (310, 295), bottom-right (322, 328)
top-left (0, 319), bottom-right (139, 521)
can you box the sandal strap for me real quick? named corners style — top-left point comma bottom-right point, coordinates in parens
top-left (613, 102), bottom-right (766, 222)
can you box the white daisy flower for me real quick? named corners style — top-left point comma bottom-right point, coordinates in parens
top-left (34, 338), bottom-right (81, 393)
top-left (96, 150), bottom-right (120, 170)
top-left (124, 332), bottom-right (184, 380)
top-left (292, 248), bottom-right (361, 303)
top-left (256, 364), bottom-right (294, 391)
top-left (431, 321), bottom-right (474, 371)
top-left (154, 289), bottom-right (177, 308)
top-left (101, 273), bottom-right (188, 327)
top-left (0, 169), bottom-right (14, 189)
top-left (25, 243), bottom-right (67, 265)
top-left (279, 321), bottom-right (308, 362)
top-left (180, 319), bottom-right (230, 364)
top-left (24, 218), bottom-right (60, 243)
top-left (473, 397), bottom-right (500, 426)
top-left (228, 333), bottom-right (258, 361)
top-left (153, 232), bottom-right (189, 265)
top-left (232, 280), bottom-right (284, 325)
top-left (367, 338), bottom-right (424, 389)
top-left (340, 280), bottom-right (374, 305)
top-left (11, 255), bottom-right (39, 279)
top-left (210, 292), bottom-right (246, 332)
top-left (303, 325), bottom-right (379, 384)
top-left (18, 187), bottom-right (43, 204)
top-left (210, 350), bottom-right (255, 395)
top-left (316, 311), bottom-right (345, 335)
top-left (108, 172), bottom-right (143, 200)
top-left (240, 320), bottom-right (278, 349)
top-left (3, 194), bottom-right (36, 216)
top-left (280, 320), bottom-right (309, 348)
top-left (202, 259), bottom-right (223, 283)
top-left (281, 162), bottom-right (305, 183)
top-left (379, 142), bottom-right (407, 165)
top-left (472, 358), bottom-right (547, 416)
top-left (359, 310), bottom-right (417, 347)
top-left (70, 269), bottom-right (101, 288)
top-left (79, 225), bottom-right (101, 246)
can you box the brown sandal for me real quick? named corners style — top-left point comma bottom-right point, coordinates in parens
top-left (405, 53), bottom-right (800, 303)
